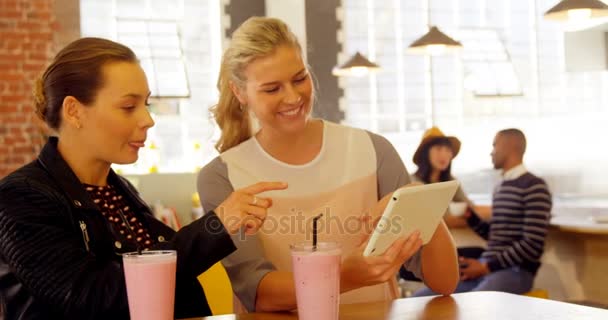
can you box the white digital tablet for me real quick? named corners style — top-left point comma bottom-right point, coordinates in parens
top-left (363, 180), bottom-right (460, 257)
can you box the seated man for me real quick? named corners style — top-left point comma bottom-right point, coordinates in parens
top-left (414, 128), bottom-right (552, 295)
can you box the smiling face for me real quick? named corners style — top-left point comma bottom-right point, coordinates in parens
top-left (77, 61), bottom-right (154, 166)
top-left (232, 45), bottom-right (313, 136)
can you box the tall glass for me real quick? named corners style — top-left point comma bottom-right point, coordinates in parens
top-left (123, 250), bottom-right (177, 320)
top-left (291, 242), bottom-right (341, 320)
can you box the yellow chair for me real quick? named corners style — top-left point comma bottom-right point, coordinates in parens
top-left (198, 262), bottom-right (234, 315)
top-left (523, 288), bottom-right (549, 299)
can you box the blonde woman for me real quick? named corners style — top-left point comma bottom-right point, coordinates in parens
top-left (197, 17), bottom-right (459, 312)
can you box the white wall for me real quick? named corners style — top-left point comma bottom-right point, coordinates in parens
top-left (565, 27), bottom-right (608, 72)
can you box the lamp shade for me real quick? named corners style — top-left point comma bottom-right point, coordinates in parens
top-left (332, 52), bottom-right (380, 77)
top-left (407, 26), bottom-right (462, 55)
top-left (544, 0), bottom-right (608, 21)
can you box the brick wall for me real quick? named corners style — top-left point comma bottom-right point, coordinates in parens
top-left (0, 0), bottom-right (57, 179)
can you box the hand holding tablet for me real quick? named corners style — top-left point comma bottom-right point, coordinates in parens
top-left (363, 180), bottom-right (460, 257)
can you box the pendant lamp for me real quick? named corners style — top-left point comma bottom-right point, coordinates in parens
top-left (544, 0), bottom-right (608, 21)
top-left (407, 26), bottom-right (462, 56)
top-left (332, 51), bottom-right (380, 77)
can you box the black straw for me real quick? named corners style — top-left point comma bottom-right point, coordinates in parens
top-left (118, 209), bottom-right (143, 255)
top-left (312, 213), bottom-right (323, 251)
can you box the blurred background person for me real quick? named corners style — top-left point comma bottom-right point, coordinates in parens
top-left (413, 128), bottom-right (552, 296)
top-left (411, 126), bottom-right (472, 228)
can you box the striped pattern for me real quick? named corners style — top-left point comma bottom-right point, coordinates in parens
top-left (468, 173), bottom-right (552, 274)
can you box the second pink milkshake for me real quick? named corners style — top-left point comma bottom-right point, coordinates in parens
top-left (291, 242), bottom-right (341, 320)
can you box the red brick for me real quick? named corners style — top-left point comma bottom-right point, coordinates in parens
top-left (24, 125), bottom-right (39, 134)
top-left (26, 10), bottom-right (51, 20)
top-left (8, 155), bottom-right (26, 164)
top-left (0, 0), bottom-right (55, 179)
top-left (33, 42), bottom-right (49, 51)
top-left (23, 62), bottom-right (44, 72)
top-left (7, 128), bottom-right (26, 136)
top-left (32, 1), bottom-right (50, 11)
top-left (19, 87), bottom-right (33, 97)
top-left (5, 136), bottom-right (27, 145)
top-left (2, 0), bottom-right (19, 9)
top-left (0, 60), bottom-right (21, 70)
top-left (0, 105), bottom-right (19, 113)
top-left (13, 146), bottom-right (35, 154)
top-left (0, 52), bottom-right (25, 61)
top-left (7, 83), bottom-right (23, 92)
top-left (6, 40), bottom-right (22, 51)
top-left (0, 60), bottom-right (18, 72)
top-left (0, 32), bottom-right (26, 42)
top-left (0, 96), bottom-right (26, 105)
top-left (28, 33), bottom-right (53, 41)
top-left (12, 115), bottom-right (27, 123)
top-left (0, 10), bottom-right (23, 19)
top-left (27, 52), bottom-right (48, 61)
top-left (18, 1), bottom-right (32, 10)
top-left (0, 21), bottom-right (17, 29)
top-left (0, 73), bottom-right (25, 81)
top-left (21, 42), bottom-right (34, 51)
top-left (17, 21), bottom-right (43, 30)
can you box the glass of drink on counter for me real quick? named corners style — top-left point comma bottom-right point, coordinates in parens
top-left (123, 250), bottom-right (177, 320)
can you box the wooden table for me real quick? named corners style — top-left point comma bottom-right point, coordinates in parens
top-left (550, 215), bottom-right (608, 235)
top-left (537, 221), bottom-right (608, 304)
top-left (188, 291), bottom-right (608, 319)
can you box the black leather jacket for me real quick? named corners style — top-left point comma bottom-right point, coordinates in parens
top-left (0, 137), bottom-right (236, 319)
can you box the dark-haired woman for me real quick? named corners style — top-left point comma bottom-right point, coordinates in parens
top-left (0, 37), bottom-right (285, 319)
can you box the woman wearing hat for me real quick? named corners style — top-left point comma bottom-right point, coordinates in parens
top-left (411, 127), bottom-right (471, 227)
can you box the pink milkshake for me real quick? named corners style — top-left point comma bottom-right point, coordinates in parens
top-left (291, 242), bottom-right (341, 320)
top-left (123, 250), bottom-right (177, 320)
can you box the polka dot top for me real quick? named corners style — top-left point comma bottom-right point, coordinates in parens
top-left (84, 184), bottom-right (154, 249)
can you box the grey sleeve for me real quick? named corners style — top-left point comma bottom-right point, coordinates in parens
top-left (197, 157), bottom-right (234, 214)
top-left (197, 157), bottom-right (276, 312)
top-left (367, 131), bottom-right (411, 199)
top-left (367, 132), bottom-right (423, 279)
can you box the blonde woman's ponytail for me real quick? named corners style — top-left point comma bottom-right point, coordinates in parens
top-left (212, 65), bottom-right (252, 152)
